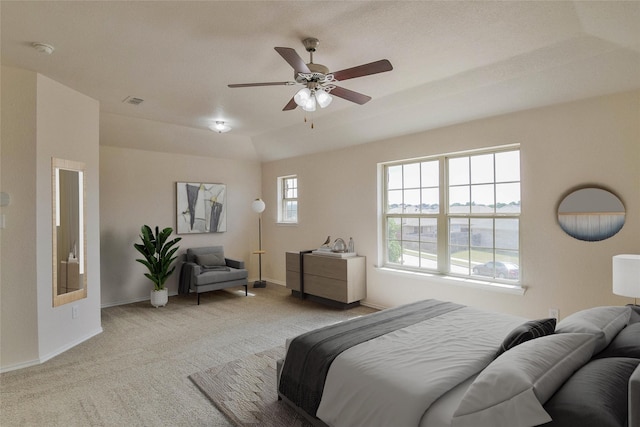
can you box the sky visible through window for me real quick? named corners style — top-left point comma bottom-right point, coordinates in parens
top-left (387, 151), bottom-right (520, 213)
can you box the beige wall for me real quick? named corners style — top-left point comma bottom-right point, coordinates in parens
top-left (99, 145), bottom-right (262, 306)
top-left (1, 67), bottom-right (101, 372)
top-left (1, 67), bottom-right (39, 368)
top-left (2, 64), bottom-right (637, 371)
top-left (261, 91), bottom-right (640, 320)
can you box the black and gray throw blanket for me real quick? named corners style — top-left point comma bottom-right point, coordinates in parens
top-left (278, 299), bottom-right (464, 417)
top-left (178, 263), bottom-right (191, 295)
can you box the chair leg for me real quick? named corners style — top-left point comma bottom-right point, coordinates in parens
top-left (244, 284), bottom-right (248, 296)
top-left (197, 293), bottom-right (200, 305)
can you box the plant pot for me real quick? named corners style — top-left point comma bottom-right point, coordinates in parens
top-left (150, 288), bottom-right (168, 308)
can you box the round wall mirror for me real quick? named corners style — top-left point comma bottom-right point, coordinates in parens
top-left (557, 187), bottom-right (625, 241)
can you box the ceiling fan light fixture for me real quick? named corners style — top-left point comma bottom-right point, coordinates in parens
top-left (209, 121), bottom-right (231, 133)
top-left (302, 96), bottom-right (316, 112)
top-left (315, 89), bottom-right (332, 108)
top-left (228, 37), bottom-right (393, 112)
top-left (294, 87), bottom-right (311, 107)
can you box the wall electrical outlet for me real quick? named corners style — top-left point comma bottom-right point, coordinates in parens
top-left (548, 308), bottom-right (559, 320)
top-left (72, 305), bottom-right (79, 319)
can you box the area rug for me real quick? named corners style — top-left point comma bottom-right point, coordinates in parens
top-left (189, 347), bottom-right (314, 426)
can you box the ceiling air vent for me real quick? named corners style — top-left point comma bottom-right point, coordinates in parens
top-left (122, 96), bottom-right (144, 106)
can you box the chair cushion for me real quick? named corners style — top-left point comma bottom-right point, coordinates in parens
top-left (194, 267), bottom-right (248, 286)
top-left (186, 246), bottom-right (225, 263)
top-left (195, 252), bottom-right (226, 267)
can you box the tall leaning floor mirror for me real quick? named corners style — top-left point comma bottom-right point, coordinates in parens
top-left (52, 158), bottom-right (87, 307)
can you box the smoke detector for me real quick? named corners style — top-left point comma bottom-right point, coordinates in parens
top-left (32, 42), bottom-right (55, 55)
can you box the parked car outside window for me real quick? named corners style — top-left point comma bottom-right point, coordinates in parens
top-left (472, 261), bottom-right (519, 279)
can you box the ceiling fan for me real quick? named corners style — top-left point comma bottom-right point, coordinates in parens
top-left (228, 37), bottom-right (393, 112)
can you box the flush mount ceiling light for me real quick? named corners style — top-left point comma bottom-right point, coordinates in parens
top-left (209, 121), bottom-right (231, 133)
top-left (32, 42), bottom-right (55, 55)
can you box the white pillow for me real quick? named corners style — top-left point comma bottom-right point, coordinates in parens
top-left (451, 333), bottom-right (596, 427)
top-left (555, 306), bottom-right (631, 354)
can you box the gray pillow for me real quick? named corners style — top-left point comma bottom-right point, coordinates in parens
top-left (195, 252), bottom-right (226, 267)
top-left (594, 322), bottom-right (640, 359)
top-left (452, 333), bottom-right (596, 427)
top-left (543, 357), bottom-right (640, 427)
top-left (555, 306), bottom-right (631, 354)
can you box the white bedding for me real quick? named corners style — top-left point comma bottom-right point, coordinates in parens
top-left (420, 374), bottom-right (476, 427)
top-left (316, 306), bottom-right (526, 427)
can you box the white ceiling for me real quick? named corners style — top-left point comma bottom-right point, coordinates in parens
top-left (2, 1), bottom-right (639, 162)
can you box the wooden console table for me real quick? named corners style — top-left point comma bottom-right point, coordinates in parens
top-left (285, 251), bottom-right (366, 308)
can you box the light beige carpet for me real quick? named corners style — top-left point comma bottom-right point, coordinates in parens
top-left (0, 285), bottom-right (375, 426)
top-left (190, 346), bottom-right (313, 427)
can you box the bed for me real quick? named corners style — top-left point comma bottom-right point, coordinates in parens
top-left (277, 300), bottom-right (640, 427)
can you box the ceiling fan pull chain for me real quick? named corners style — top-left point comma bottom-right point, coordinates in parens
top-left (304, 111), bottom-right (314, 129)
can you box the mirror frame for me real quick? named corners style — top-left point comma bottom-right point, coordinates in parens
top-left (52, 157), bottom-right (88, 307)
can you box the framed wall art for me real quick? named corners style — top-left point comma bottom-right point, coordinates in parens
top-left (176, 182), bottom-right (227, 234)
top-left (557, 187), bottom-right (625, 241)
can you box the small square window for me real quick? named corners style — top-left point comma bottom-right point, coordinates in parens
top-left (278, 175), bottom-right (298, 223)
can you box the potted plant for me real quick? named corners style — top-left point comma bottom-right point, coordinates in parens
top-left (134, 225), bottom-right (182, 307)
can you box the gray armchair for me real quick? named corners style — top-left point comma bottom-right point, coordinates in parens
top-left (179, 246), bottom-right (248, 305)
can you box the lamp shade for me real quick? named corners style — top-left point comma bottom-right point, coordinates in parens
top-left (294, 88), bottom-right (311, 107)
top-left (315, 90), bottom-right (333, 108)
top-left (612, 254), bottom-right (640, 298)
top-left (302, 96), bottom-right (316, 112)
top-left (251, 198), bottom-right (266, 214)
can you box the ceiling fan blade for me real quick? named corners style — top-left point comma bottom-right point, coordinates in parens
top-left (275, 47), bottom-right (311, 74)
top-left (228, 81), bottom-right (295, 88)
top-left (330, 86), bottom-right (372, 105)
top-left (331, 59), bottom-right (393, 82)
top-left (283, 97), bottom-right (298, 111)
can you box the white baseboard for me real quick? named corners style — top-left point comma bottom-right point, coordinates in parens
top-left (101, 280), bottom-right (286, 309)
top-left (361, 301), bottom-right (388, 310)
top-left (39, 327), bottom-right (104, 365)
top-left (249, 277), bottom-right (285, 287)
top-left (101, 291), bottom-right (179, 308)
top-left (0, 327), bottom-right (103, 373)
top-left (0, 357), bottom-right (42, 373)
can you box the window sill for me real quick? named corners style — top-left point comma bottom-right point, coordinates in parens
top-left (276, 222), bottom-right (298, 226)
top-left (376, 266), bottom-right (526, 296)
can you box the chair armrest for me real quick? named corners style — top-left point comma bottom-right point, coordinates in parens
top-left (630, 364), bottom-right (640, 427)
top-left (178, 261), bottom-right (200, 295)
top-left (225, 258), bottom-right (245, 269)
top-left (184, 261), bottom-right (201, 276)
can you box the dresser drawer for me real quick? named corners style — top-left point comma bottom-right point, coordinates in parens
top-left (285, 252), bottom-right (301, 273)
top-left (303, 274), bottom-right (348, 303)
top-left (303, 255), bottom-right (347, 281)
top-left (286, 270), bottom-right (301, 291)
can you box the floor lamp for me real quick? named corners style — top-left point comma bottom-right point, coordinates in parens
top-left (252, 198), bottom-right (266, 288)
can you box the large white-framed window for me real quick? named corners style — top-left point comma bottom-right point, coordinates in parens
top-left (382, 146), bottom-right (521, 284)
top-left (277, 175), bottom-right (298, 223)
